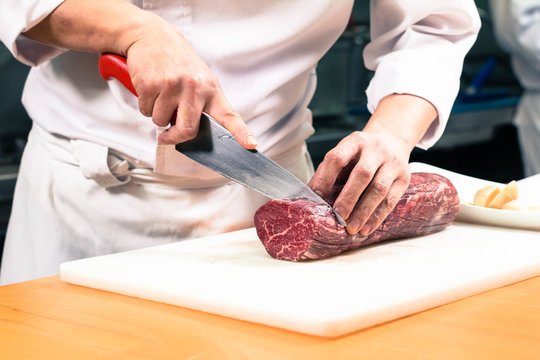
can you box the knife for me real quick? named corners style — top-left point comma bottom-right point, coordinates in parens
top-left (98, 53), bottom-right (346, 226)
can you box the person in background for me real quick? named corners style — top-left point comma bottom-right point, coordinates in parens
top-left (491, 0), bottom-right (540, 177)
top-left (0, 0), bottom-right (480, 285)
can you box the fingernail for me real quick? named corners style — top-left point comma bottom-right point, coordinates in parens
top-left (347, 219), bottom-right (360, 234)
top-left (360, 224), bottom-right (371, 236)
top-left (315, 190), bottom-right (324, 198)
top-left (245, 135), bottom-right (257, 147)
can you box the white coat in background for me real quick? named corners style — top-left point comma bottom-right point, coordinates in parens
top-left (491, 0), bottom-right (540, 177)
top-left (0, 0), bottom-right (480, 284)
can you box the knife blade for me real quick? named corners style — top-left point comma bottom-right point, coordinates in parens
top-left (98, 53), bottom-right (347, 226)
top-left (176, 112), bottom-right (347, 225)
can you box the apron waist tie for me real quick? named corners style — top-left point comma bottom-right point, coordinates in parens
top-left (28, 123), bottom-right (308, 190)
top-left (71, 139), bottom-right (130, 188)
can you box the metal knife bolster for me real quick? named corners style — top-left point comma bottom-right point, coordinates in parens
top-left (175, 114), bottom-right (347, 226)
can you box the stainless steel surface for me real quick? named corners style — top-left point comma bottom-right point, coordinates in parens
top-left (176, 114), bottom-right (347, 226)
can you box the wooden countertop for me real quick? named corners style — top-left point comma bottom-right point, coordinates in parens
top-left (1, 275), bottom-right (540, 359)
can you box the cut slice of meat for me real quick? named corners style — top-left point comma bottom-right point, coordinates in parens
top-left (254, 172), bottom-right (460, 261)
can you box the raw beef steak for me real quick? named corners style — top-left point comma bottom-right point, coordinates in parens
top-left (254, 172), bottom-right (460, 261)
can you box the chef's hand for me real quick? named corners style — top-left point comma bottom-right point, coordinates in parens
top-left (308, 94), bottom-right (437, 235)
top-left (125, 14), bottom-right (257, 148)
top-left (22, 0), bottom-right (257, 149)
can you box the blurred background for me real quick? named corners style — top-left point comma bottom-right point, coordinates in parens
top-left (0, 0), bottom-right (525, 260)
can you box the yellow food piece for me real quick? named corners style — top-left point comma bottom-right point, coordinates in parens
top-left (487, 181), bottom-right (518, 209)
top-left (473, 185), bottom-right (500, 207)
top-left (471, 181), bottom-right (539, 211)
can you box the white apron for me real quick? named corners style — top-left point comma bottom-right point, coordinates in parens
top-left (514, 92), bottom-right (540, 177)
top-left (0, 125), bottom-right (314, 285)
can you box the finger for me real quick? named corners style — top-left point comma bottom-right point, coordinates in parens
top-left (345, 165), bottom-right (407, 235)
top-left (205, 92), bottom-right (257, 149)
top-left (151, 82), bottom-right (187, 128)
top-left (358, 174), bottom-right (409, 236)
top-left (134, 77), bottom-right (160, 118)
top-left (158, 96), bottom-right (205, 144)
top-left (308, 135), bottom-right (361, 204)
top-left (332, 153), bottom-right (383, 222)
top-left (137, 92), bottom-right (159, 117)
top-left (327, 132), bottom-right (386, 221)
top-left (128, 62), bottom-right (161, 117)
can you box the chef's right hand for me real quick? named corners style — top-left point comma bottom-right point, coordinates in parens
top-left (124, 13), bottom-right (257, 149)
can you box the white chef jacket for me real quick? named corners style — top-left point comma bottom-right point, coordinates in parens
top-left (0, 0), bottom-right (481, 174)
top-left (0, 1), bottom-right (481, 285)
top-left (490, 0), bottom-right (540, 176)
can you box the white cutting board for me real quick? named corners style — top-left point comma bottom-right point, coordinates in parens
top-left (60, 164), bottom-right (540, 337)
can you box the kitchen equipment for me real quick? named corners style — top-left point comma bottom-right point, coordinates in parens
top-left (98, 54), bottom-right (345, 225)
top-left (61, 163), bottom-right (540, 337)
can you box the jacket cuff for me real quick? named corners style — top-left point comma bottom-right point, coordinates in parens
top-left (365, 51), bottom-right (460, 150)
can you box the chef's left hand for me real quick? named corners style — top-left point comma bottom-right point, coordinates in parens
top-left (308, 94), bottom-right (437, 236)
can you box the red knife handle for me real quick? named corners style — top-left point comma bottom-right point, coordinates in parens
top-left (99, 53), bottom-right (177, 125)
top-left (99, 53), bottom-right (137, 96)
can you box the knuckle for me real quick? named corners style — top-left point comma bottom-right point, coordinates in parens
top-left (179, 123), bottom-right (199, 139)
top-left (350, 131), bottom-right (363, 141)
top-left (324, 149), bottom-right (347, 167)
top-left (205, 75), bottom-right (221, 91)
top-left (164, 74), bottom-right (181, 89)
top-left (349, 130), bottom-right (370, 146)
top-left (186, 75), bottom-right (202, 89)
top-left (351, 164), bottom-right (373, 179)
top-left (190, 73), bottom-right (220, 93)
top-left (210, 82), bottom-right (221, 93)
top-left (139, 107), bottom-right (152, 117)
top-left (138, 102), bottom-right (152, 117)
top-left (371, 181), bottom-right (389, 197)
top-left (223, 109), bottom-right (241, 119)
top-left (215, 108), bottom-right (241, 124)
top-left (137, 75), bottom-right (157, 95)
top-left (152, 115), bottom-right (169, 127)
top-left (323, 151), bottom-right (339, 163)
top-left (384, 194), bottom-right (398, 210)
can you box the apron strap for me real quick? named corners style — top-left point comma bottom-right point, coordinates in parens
top-left (71, 139), bottom-right (130, 188)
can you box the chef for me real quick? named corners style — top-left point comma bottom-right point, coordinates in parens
top-left (0, 0), bottom-right (480, 285)
top-left (491, 0), bottom-right (540, 177)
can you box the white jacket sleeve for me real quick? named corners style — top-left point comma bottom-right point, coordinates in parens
top-left (364, 0), bottom-right (481, 149)
top-left (0, 0), bottom-right (67, 66)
